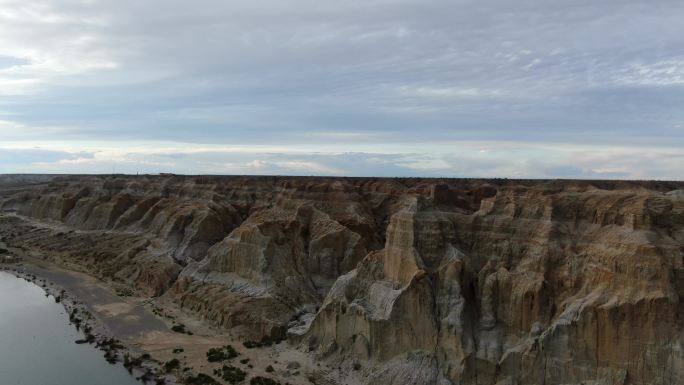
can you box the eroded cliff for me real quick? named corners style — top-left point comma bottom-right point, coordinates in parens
top-left (1, 175), bottom-right (682, 385)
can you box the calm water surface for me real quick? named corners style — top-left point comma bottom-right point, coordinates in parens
top-left (0, 271), bottom-right (140, 385)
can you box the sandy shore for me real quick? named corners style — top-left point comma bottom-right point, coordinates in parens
top-left (0, 256), bottom-right (176, 384)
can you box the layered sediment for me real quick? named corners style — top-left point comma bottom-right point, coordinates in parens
top-left (1, 175), bottom-right (682, 385)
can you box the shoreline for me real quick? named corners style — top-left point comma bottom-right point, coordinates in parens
top-left (0, 213), bottom-right (360, 385)
top-left (0, 264), bottom-right (174, 384)
top-left (0, 259), bottom-right (348, 385)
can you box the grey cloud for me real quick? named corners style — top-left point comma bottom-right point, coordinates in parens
top-left (0, 0), bottom-right (682, 177)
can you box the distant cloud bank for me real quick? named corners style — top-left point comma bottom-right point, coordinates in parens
top-left (0, 0), bottom-right (682, 179)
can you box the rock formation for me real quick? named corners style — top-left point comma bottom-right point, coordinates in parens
top-left (1, 175), bottom-right (682, 385)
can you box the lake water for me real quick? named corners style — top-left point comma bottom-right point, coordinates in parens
top-left (0, 271), bottom-right (140, 385)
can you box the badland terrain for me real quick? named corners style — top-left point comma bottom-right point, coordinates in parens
top-left (0, 174), bottom-right (682, 385)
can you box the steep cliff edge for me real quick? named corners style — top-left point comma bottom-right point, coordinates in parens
top-left (1, 175), bottom-right (682, 385)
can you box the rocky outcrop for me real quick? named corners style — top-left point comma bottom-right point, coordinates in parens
top-left (170, 202), bottom-right (369, 337)
top-left (1, 175), bottom-right (682, 385)
top-left (301, 185), bottom-right (684, 385)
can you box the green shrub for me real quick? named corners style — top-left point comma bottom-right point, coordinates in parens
top-left (250, 376), bottom-right (280, 385)
top-left (164, 358), bottom-right (181, 372)
top-left (184, 373), bottom-right (220, 385)
top-left (206, 345), bottom-right (239, 362)
top-left (217, 365), bottom-right (247, 384)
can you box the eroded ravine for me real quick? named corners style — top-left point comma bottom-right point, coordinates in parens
top-left (1, 175), bottom-right (682, 385)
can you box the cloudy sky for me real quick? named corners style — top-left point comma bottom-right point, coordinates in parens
top-left (0, 0), bottom-right (682, 178)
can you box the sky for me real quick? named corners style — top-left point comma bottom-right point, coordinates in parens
top-left (0, 0), bottom-right (682, 179)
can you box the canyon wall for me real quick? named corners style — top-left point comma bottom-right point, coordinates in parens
top-left (1, 175), bottom-right (682, 385)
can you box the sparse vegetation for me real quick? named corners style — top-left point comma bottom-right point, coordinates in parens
top-left (171, 323), bottom-right (193, 335)
top-left (242, 335), bottom-right (284, 349)
top-left (123, 353), bottom-right (150, 373)
top-left (116, 287), bottom-right (134, 297)
top-left (103, 350), bottom-right (118, 364)
top-left (164, 358), bottom-right (181, 372)
top-left (250, 376), bottom-right (281, 385)
top-left (97, 337), bottom-right (124, 350)
top-left (184, 373), bottom-right (220, 385)
top-left (206, 345), bottom-right (239, 362)
top-left (213, 365), bottom-right (247, 384)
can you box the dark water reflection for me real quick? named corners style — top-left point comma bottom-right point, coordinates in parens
top-left (0, 271), bottom-right (140, 385)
